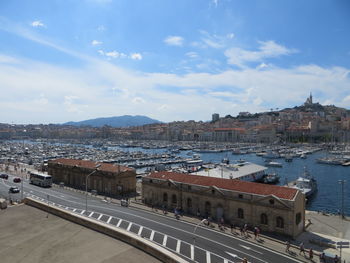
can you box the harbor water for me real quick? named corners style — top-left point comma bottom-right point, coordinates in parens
top-left (118, 146), bottom-right (350, 216)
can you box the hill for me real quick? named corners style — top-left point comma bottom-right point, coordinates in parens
top-left (64, 115), bottom-right (161, 128)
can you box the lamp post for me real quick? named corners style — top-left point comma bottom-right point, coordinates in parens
top-left (85, 164), bottom-right (101, 212)
top-left (338, 180), bottom-right (346, 219)
top-left (193, 219), bottom-right (208, 247)
top-left (20, 129), bottom-right (26, 202)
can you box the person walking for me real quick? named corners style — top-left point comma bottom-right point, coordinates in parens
top-left (299, 242), bottom-right (306, 257)
top-left (285, 240), bottom-right (291, 252)
top-left (319, 252), bottom-right (325, 263)
top-left (309, 248), bottom-right (313, 260)
top-left (334, 254), bottom-right (339, 263)
top-left (253, 227), bottom-right (258, 240)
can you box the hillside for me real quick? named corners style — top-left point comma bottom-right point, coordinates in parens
top-left (64, 115), bottom-right (161, 128)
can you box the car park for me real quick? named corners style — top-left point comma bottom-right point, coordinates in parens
top-left (0, 173), bottom-right (9, 179)
top-left (13, 177), bottom-right (21, 183)
top-left (9, 186), bottom-right (20, 193)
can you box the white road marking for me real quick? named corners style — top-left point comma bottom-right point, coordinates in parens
top-left (176, 240), bottom-right (181, 253)
top-left (72, 209), bottom-right (77, 212)
top-left (239, 244), bottom-right (263, 255)
top-left (225, 252), bottom-right (238, 259)
top-left (190, 245), bottom-right (194, 260)
top-left (138, 226), bottom-right (143, 236)
top-left (116, 219), bottom-right (122, 227)
top-left (88, 212), bottom-right (94, 217)
top-left (106, 216), bottom-right (112, 224)
top-left (162, 235), bottom-right (167, 246)
top-left (224, 259), bottom-right (228, 263)
top-left (150, 230), bottom-right (155, 241)
top-left (80, 210), bottom-right (85, 214)
top-left (206, 251), bottom-right (211, 263)
top-left (97, 214), bottom-right (103, 220)
top-left (127, 222), bottom-right (132, 231)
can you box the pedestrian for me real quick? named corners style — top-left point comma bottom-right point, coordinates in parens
top-left (240, 226), bottom-right (243, 236)
top-left (196, 208), bottom-right (201, 218)
top-left (256, 227), bottom-right (260, 240)
top-left (285, 240), bottom-right (290, 252)
top-left (242, 257), bottom-right (248, 263)
top-left (253, 227), bottom-right (258, 240)
top-left (309, 248), bottom-right (313, 260)
top-left (334, 255), bottom-right (339, 263)
top-left (319, 252), bottom-right (325, 263)
top-left (230, 223), bottom-right (234, 234)
top-left (299, 242), bottom-right (306, 256)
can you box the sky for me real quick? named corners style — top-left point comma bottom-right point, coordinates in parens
top-left (0, 0), bottom-right (350, 124)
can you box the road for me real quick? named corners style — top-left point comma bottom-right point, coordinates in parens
top-left (0, 174), bottom-right (302, 263)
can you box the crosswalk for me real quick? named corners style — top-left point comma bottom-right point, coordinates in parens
top-left (25, 193), bottom-right (242, 263)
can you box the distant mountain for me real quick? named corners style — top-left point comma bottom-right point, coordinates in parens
top-left (63, 115), bottom-right (162, 128)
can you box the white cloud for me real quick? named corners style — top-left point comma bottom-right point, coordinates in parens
top-left (212, 0), bottom-right (219, 7)
top-left (225, 40), bottom-right (297, 68)
top-left (186, 52), bottom-right (198, 58)
top-left (132, 97), bottom-right (145, 104)
top-left (31, 20), bottom-right (45, 28)
top-left (105, 51), bottom-right (119, 58)
top-left (198, 31), bottom-right (227, 49)
top-left (164, 36), bottom-right (184, 46)
top-left (91, 40), bottom-right (103, 46)
top-left (130, 53), bottom-right (142, 60)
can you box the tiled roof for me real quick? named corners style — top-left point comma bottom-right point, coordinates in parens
top-left (49, 158), bottom-right (134, 173)
top-left (146, 171), bottom-right (298, 200)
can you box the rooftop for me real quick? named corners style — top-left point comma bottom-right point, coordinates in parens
top-left (49, 158), bottom-right (134, 173)
top-left (193, 162), bottom-right (267, 180)
top-left (146, 171), bottom-right (298, 200)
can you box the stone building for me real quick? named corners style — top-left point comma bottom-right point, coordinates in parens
top-left (48, 158), bottom-right (136, 196)
top-left (142, 171), bottom-right (305, 237)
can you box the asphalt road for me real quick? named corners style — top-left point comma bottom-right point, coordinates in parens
top-left (0, 174), bottom-right (302, 263)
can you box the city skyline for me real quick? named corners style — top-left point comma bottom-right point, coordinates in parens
top-left (1, 0), bottom-right (350, 124)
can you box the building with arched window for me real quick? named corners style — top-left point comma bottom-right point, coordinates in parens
top-left (142, 171), bottom-right (305, 237)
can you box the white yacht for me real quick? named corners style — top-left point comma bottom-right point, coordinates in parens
top-left (291, 168), bottom-right (317, 198)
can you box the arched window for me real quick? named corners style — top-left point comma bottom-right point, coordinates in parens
top-left (260, 213), bottom-right (268, 225)
top-left (163, 193), bottom-right (168, 202)
top-left (187, 198), bottom-right (192, 208)
top-left (276, 216), bottom-right (284, 228)
top-left (205, 201), bottom-right (211, 216)
top-left (171, 194), bottom-right (177, 204)
top-left (238, 208), bottom-right (244, 219)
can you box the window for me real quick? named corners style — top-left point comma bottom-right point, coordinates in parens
top-left (150, 179), bottom-right (153, 183)
top-left (187, 198), bottom-right (192, 208)
top-left (269, 199), bottom-right (275, 205)
top-left (276, 217), bottom-right (284, 228)
top-left (188, 185), bottom-right (192, 190)
top-left (296, 213), bottom-right (301, 225)
top-left (238, 208), bottom-right (244, 219)
top-left (211, 189), bottom-right (215, 194)
top-left (238, 194), bottom-right (243, 199)
top-left (260, 213), bottom-right (268, 225)
top-left (171, 194), bottom-right (177, 204)
top-left (168, 182), bottom-right (171, 187)
top-left (163, 193), bottom-right (168, 202)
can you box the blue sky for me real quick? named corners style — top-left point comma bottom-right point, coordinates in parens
top-left (0, 0), bottom-right (349, 124)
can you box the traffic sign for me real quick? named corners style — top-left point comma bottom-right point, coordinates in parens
top-left (337, 241), bottom-right (349, 248)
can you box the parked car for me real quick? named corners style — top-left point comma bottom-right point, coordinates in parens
top-left (0, 173), bottom-right (9, 179)
top-left (13, 177), bottom-right (21, 183)
top-left (9, 186), bottom-right (20, 193)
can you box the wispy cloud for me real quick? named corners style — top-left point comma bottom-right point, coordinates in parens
top-left (164, 36), bottom-right (184, 46)
top-left (130, 53), bottom-right (142, 60)
top-left (225, 40), bottom-right (297, 68)
top-left (91, 40), bottom-right (103, 46)
top-left (98, 50), bottom-right (127, 59)
top-left (31, 20), bottom-right (45, 28)
top-left (186, 52), bottom-right (198, 59)
top-left (197, 30), bottom-right (233, 49)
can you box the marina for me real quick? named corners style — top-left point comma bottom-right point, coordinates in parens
top-left (0, 139), bottom-right (349, 216)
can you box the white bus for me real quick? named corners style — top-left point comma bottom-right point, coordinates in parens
top-left (30, 172), bottom-right (52, 187)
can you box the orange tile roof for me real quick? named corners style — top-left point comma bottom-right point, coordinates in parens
top-left (49, 158), bottom-right (134, 173)
top-left (146, 171), bottom-right (298, 200)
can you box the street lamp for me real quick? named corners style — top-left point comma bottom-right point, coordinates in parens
top-left (338, 180), bottom-right (346, 219)
top-left (193, 218), bottom-right (208, 247)
top-left (85, 164), bottom-right (101, 212)
top-left (20, 129), bottom-right (27, 202)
